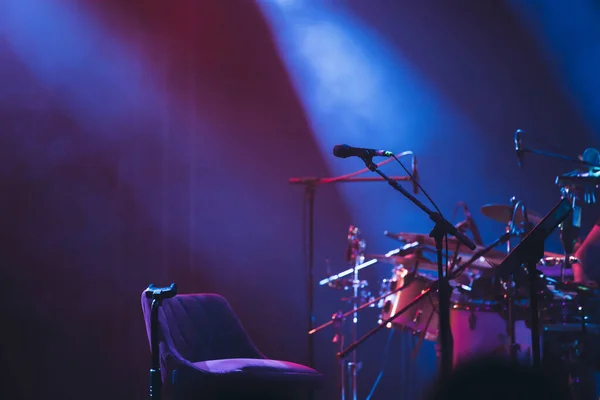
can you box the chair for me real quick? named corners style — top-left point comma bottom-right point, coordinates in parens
top-left (141, 287), bottom-right (323, 400)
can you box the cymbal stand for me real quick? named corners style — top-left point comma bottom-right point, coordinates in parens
top-left (288, 172), bottom-right (412, 369)
top-left (505, 198), bottom-right (529, 364)
top-left (331, 311), bottom-right (346, 400)
top-left (345, 226), bottom-right (367, 400)
top-left (311, 265), bottom-right (421, 335)
top-left (311, 252), bottom-right (415, 400)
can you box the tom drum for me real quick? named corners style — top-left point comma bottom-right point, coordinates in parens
top-left (380, 268), bottom-right (438, 340)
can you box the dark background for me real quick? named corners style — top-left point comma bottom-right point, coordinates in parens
top-left (1, 1), bottom-right (598, 399)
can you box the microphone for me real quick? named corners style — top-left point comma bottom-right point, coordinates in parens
top-left (333, 144), bottom-right (393, 159)
top-left (412, 155), bottom-right (419, 195)
top-left (463, 203), bottom-right (483, 246)
top-left (514, 129), bottom-right (524, 168)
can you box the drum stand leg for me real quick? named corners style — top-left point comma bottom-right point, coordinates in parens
top-left (348, 276), bottom-right (361, 400)
top-left (332, 311), bottom-right (346, 400)
top-left (504, 278), bottom-right (520, 363)
top-left (335, 304), bottom-right (361, 400)
top-left (503, 223), bottom-right (520, 364)
top-left (333, 280), bottom-right (362, 400)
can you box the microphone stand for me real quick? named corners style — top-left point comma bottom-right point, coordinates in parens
top-left (347, 157), bottom-right (476, 381)
top-left (518, 146), bottom-right (600, 169)
top-left (288, 175), bottom-right (411, 370)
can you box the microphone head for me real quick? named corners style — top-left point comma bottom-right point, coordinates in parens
top-left (514, 129), bottom-right (523, 149)
top-left (333, 144), bottom-right (352, 158)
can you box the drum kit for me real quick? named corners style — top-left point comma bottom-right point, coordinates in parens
top-left (309, 139), bottom-right (600, 400)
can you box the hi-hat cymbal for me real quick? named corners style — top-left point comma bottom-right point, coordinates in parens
top-left (481, 204), bottom-right (542, 224)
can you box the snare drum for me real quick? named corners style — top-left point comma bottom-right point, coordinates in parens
top-left (380, 268), bottom-right (438, 340)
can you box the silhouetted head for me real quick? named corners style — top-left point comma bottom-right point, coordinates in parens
top-left (427, 357), bottom-right (571, 400)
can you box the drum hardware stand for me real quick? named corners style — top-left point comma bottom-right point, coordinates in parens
top-left (338, 233), bottom-right (509, 361)
top-left (496, 198), bottom-right (573, 368)
top-left (331, 311), bottom-right (346, 400)
top-left (345, 225), bottom-right (366, 400)
top-left (505, 197), bottom-right (530, 363)
top-left (555, 171), bottom-right (594, 398)
top-left (310, 270), bottom-right (420, 335)
top-left (288, 174), bottom-right (412, 369)
top-left (313, 242), bottom-right (414, 400)
top-left (312, 270), bottom-right (421, 399)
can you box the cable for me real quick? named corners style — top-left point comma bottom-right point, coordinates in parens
top-left (391, 155), bottom-right (441, 216)
top-left (322, 151), bottom-right (414, 184)
top-left (391, 154), bottom-right (450, 276)
top-left (365, 328), bottom-right (395, 400)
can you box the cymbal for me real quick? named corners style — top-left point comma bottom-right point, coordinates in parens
top-left (481, 204), bottom-right (542, 224)
top-left (390, 232), bottom-right (466, 251)
top-left (543, 251), bottom-right (567, 259)
top-left (369, 250), bottom-right (503, 272)
top-left (454, 249), bottom-right (506, 268)
top-left (369, 253), bottom-right (436, 269)
top-left (388, 232), bottom-right (507, 261)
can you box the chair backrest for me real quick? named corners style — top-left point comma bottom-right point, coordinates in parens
top-left (141, 292), bottom-right (264, 365)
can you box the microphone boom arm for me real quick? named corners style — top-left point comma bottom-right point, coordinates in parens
top-left (519, 147), bottom-right (600, 169)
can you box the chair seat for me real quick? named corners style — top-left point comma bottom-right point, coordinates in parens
top-left (192, 358), bottom-right (320, 377)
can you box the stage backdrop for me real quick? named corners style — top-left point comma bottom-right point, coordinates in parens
top-left (0, 1), bottom-right (597, 399)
